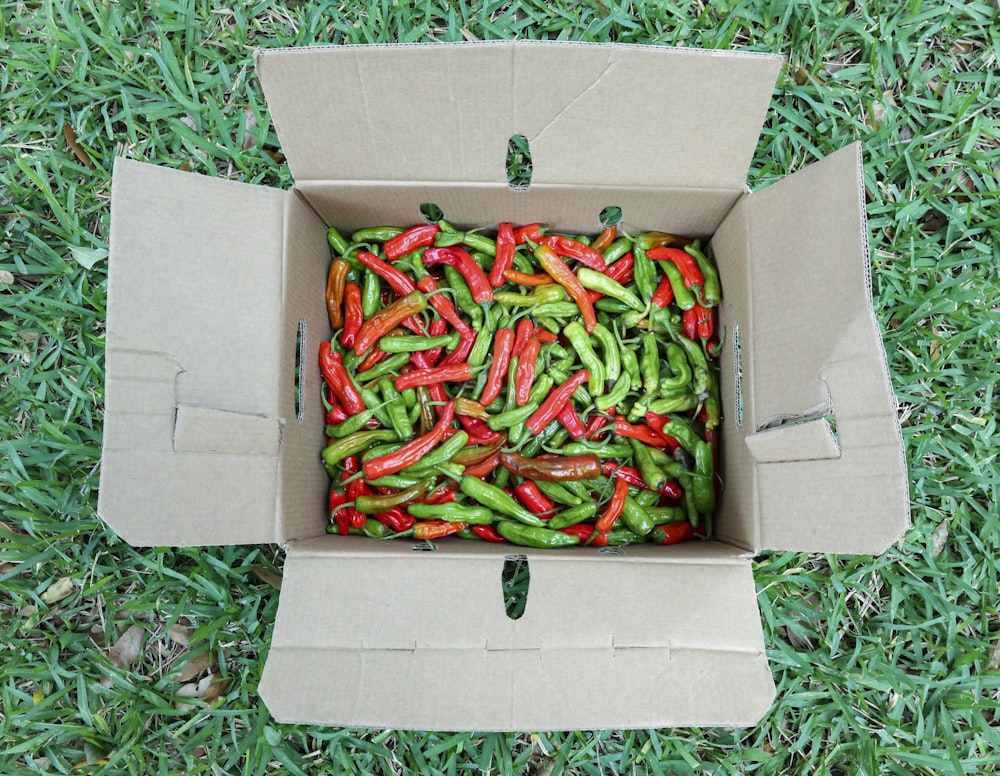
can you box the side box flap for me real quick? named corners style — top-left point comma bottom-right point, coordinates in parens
top-left (99, 159), bottom-right (288, 546)
top-left (259, 538), bottom-right (775, 730)
top-left (255, 42), bottom-right (781, 191)
top-left (715, 143), bottom-right (909, 554)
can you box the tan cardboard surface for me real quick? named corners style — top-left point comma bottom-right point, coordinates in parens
top-left (100, 159), bottom-right (288, 546)
top-left (260, 538), bottom-right (775, 729)
top-left (255, 42), bottom-right (781, 191)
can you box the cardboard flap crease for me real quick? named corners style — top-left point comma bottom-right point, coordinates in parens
top-left (101, 42), bottom-right (909, 730)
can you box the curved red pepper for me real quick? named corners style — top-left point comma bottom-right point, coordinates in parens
top-left (556, 402), bottom-right (587, 440)
top-left (353, 290), bottom-right (427, 356)
top-left (439, 328), bottom-right (476, 367)
top-left (513, 223), bottom-right (545, 244)
top-left (540, 235), bottom-right (606, 272)
top-left (643, 412), bottom-right (681, 451)
top-left (479, 328), bottom-right (514, 406)
top-left (357, 251), bottom-right (417, 296)
top-left (682, 306), bottom-right (699, 341)
top-left (535, 244), bottom-right (597, 334)
top-left (514, 481), bottom-right (557, 516)
top-left (526, 368), bottom-right (589, 434)
top-left (559, 523), bottom-right (608, 547)
top-left (511, 319), bottom-right (534, 359)
top-left (423, 246), bottom-right (493, 303)
top-left (462, 449), bottom-right (502, 478)
top-left (394, 363), bottom-right (473, 392)
top-left (651, 522), bottom-right (696, 545)
top-left (383, 224), bottom-right (440, 260)
top-left (363, 400), bottom-right (456, 480)
top-left (489, 222), bottom-right (516, 288)
top-left (415, 275), bottom-right (473, 336)
top-left (319, 341), bottom-right (366, 415)
top-left (613, 416), bottom-right (673, 449)
top-left (647, 246), bottom-right (705, 288)
top-left (514, 338), bottom-right (540, 406)
top-left (375, 506), bottom-right (415, 533)
top-left (595, 476), bottom-right (629, 532)
top-left (340, 282), bottom-right (363, 348)
top-left (472, 524), bottom-right (507, 543)
top-left (504, 269), bottom-right (554, 287)
top-left (651, 274), bottom-right (675, 308)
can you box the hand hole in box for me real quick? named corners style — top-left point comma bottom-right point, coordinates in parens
top-left (501, 554), bottom-right (529, 620)
top-left (294, 319), bottom-right (305, 422)
top-left (419, 202), bottom-right (444, 224)
top-left (506, 134), bottom-right (532, 190)
top-left (598, 206), bottom-right (622, 227)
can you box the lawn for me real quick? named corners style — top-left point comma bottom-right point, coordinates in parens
top-left (1, 0), bottom-right (998, 774)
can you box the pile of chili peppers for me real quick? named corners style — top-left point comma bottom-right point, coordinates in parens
top-left (320, 219), bottom-right (722, 548)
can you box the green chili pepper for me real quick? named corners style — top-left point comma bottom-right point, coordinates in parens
top-left (521, 419), bottom-right (562, 457)
top-left (577, 268), bottom-right (644, 311)
top-left (533, 302), bottom-right (586, 319)
top-left (594, 374), bottom-right (630, 413)
top-left (535, 316), bottom-right (561, 334)
top-left (533, 480), bottom-right (584, 507)
top-left (594, 297), bottom-right (632, 314)
top-left (646, 506), bottom-right (688, 524)
top-left (692, 439), bottom-right (716, 516)
top-left (560, 478), bottom-right (593, 501)
top-left (633, 489), bottom-right (660, 508)
top-left (564, 321), bottom-right (605, 396)
top-left (591, 323), bottom-right (620, 387)
top-left (496, 521), bottom-right (580, 548)
top-left (606, 526), bottom-right (643, 545)
top-left (658, 259), bottom-right (696, 311)
top-left (494, 285), bottom-right (566, 307)
top-left (659, 415), bottom-right (702, 456)
top-left (641, 333), bottom-right (660, 395)
top-left (659, 343), bottom-right (692, 393)
top-left (325, 409), bottom-right (376, 439)
top-left (379, 332), bottom-right (461, 353)
top-left (361, 270), bottom-right (381, 318)
top-left (620, 346), bottom-right (642, 392)
top-left (677, 472), bottom-right (700, 527)
top-left (685, 242), bottom-right (721, 307)
top-left (359, 387), bottom-right (393, 428)
top-left (355, 352), bottom-right (411, 383)
top-left (327, 226), bottom-right (351, 256)
top-left (559, 441), bottom-right (632, 458)
top-left (632, 245), bottom-right (656, 302)
top-left (407, 502), bottom-right (496, 524)
top-left (459, 477), bottom-right (544, 527)
top-left (351, 226), bottom-right (404, 243)
top-left (400, 431), bottom-right (470, 477)
top-left (545, 501), bottom-right (599, 530)
top-left (462, 231), bottom-right (497, 257)
top-left (620, 495), bottom-right (655, 536)
top-left (355, 480), bottom-right (431, 513)
top-left (322, 429), bottom-right (397, 470)
top-left (601, 237), bottom-right (633, 264)
top-left (434, 231), bottom-right (466, 247)
top-left (443, 264), bottom-right (483, 327)
top-left (628, 438), bottom-right (668, 492)
top-left (379, 378), bottom-right (414, 441)
top-left (468, 327), bottom-right (494, 369)
top-left (366, 473), bottom-right (424, 489)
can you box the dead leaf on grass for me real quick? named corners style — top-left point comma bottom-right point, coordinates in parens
top-left (175, 672), bottom-right (230, 710)
top-left (169, 622), bottom-right (193, 647)
top-left (178, 651), bottom-right (214, 682)
top-left (989, 637), bottom-right (1000, 670)
top-left (100, 624), bottom-right (145, 687)
top-left (931, 520), bottom-right (949, 558)
top-left (241, 105), bottom-right (258, 152)
top-left (793, 66), bottom-right (825, 87)
top-left (252, 565), bottom-right (282, 590)
top-left (41, 576), bottom-right (75, 604)
top-left (63, 124), bottom-right (95, 169)
top-left (867, 100), bottom-right (886, 131)
top-left (0, 270), bottom-right (14, 285)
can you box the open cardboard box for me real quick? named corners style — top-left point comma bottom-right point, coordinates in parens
top-left (100, 42), bottom-right (909, 730)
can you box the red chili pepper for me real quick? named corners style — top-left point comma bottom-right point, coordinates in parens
top-left (425, 484), bottom-right (458, 504)
top-left (383, 224), bottom-right (440, 260)
top-left (513, 223), bottom-right (545, 244)
top-left (503, 269), bottom-right (554, 287)
top-left (363, 400), bottom-right (456, 481)
top-left (479, 328), bottom-right (514, 406)
top-left (357, 344), bottom-right (389, 373)
top-left (456, 414), bottom-right (500, 443)
top-left (535, 329), bottom-right (558, 344)
top-left (375, 506), bottom-right (415, 533)
top-left (647, 246), bottom-right (705, 289)
top-left (342, 456), bottom-right (366, 530)
top-left (472, 524), bottom-right (506, 543)
top-left (614, 416), bottom-right (673, 449)
top-left (540, 235), bottom-right (606, 272)
top-left (584, 413), bottom-right (612, 440)
top-left (326, 403), bottom-right (348, 425)
top-left (514, 481), bottom-right (557, 516)
top-left (329, 490), bottom-right (349, 535)
top-left (591, 225), bottom-right (617, 254)
top-left (535, 244), bottom-right (597, 334)
top-left (514, 338), bottom-right (540, 406)
top-left (556, 402), bottom-right (587, 440)
top-left (651, 522), bottom-right (696, 545)
top-left (413, 520), bottom-right (468, 540)
top-left (644, 412), bottom-right (681, 451)
top-left (602, 461), bottom-right (683, 499)
top-left (695, 303), bottom-right (714, 340)
top-left (500, 452), bottom-right (602, 481)
top-left (511, 319), bottom-right (534, 360)
top-left (415, 275), bottom-right (473, 336)
top-left (651, 274), bottom-right (675, 308)
top-left (595, 475), bottom-right (629, 532)
top-left (408, 352), bottom-right (450, 410)
top-left (462, 449), bottom-right (502, 478)
top-left (421, 317), bottom-right (451, 366)
top-left (340, 282), bottom-right (363, 349)
top-left (439, 327), bottom-right (476, 367)
top-left (423, 246), bottom-right (493, 303)
top-left (353, 290), bottom-right (428, 356)
top-left (682, 306), bottom-right (699, 341)
top-left (489, 222), bottom-right (517, 288)
top-left (319, 341), bottom-right (366, 415)
top-left (357, 251), bottom-right (417, 296)
top-left (394, 363), bottom-right (473, 392)
top-left (559, 523), bottom-right (608, 547)
top-left (526, 368), bottom-right (589, 434)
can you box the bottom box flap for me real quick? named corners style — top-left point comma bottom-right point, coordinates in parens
top-left (258, 537), bottom-right (775, 730)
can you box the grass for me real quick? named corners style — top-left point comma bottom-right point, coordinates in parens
top-left (1, 0), bottom-right (998, 773)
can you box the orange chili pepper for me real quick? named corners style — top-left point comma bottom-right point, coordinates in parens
top-left (535, 244), bottom-right (597, 333)
top-left (595, 475), bottom-right (629, 532)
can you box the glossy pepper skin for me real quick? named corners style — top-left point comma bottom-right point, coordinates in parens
top-left (497, 520), bottom-right (581, 548)
top-left (383, 224), bottom-right (440, 260)
top-left (489, 222), bottom-right (517, 288)
top-left (326, 258), bottom-right (350, 330)
top-left (595, 475), bottom-right (629, 533)
top-left (353, 290), bottom-right (428, 356)
top-left (525, 369), bottom-right (589, 434)
top-left (534, 244), bottom-right (598, 334)
top-left (500, 452), bottom-right (602, 482)
top-left (363, 401), bottom-right (456, 481)
top-left (423, 246), bottom-right (493, 303)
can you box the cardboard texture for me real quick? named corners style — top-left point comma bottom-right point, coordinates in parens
top-left (100, 41), bottom-right (909, 730)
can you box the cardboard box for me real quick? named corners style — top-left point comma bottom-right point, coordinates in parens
top-left (100, 41), bottom-right (909, 730)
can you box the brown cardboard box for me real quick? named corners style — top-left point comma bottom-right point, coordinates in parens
top-left (99, 42), bottom-right (909, 729)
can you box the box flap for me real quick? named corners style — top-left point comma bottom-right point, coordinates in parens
top-left (713, 144), bottom-right (909, 554)
top-left (259, 538), bottom-right (775, 730)
top-left (255, 42), bottom-right (782, 190)
top-left (99, 159), bottom-right (288, 546)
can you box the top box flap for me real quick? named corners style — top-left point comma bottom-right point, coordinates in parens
top-left (255, 42), bottom-right (782, 190)
top-left (99, 159), bottom-right (287, 546)
top-left (714, 144), bottom-right (909, 554)
top-left (259, 538), bottom-right (775, 730)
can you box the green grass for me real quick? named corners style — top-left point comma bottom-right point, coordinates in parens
top-left (2, 0), bottom-right (998, 773)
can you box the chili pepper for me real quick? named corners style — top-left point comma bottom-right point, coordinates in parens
top-left (353, 290), bottom-right (428, 356)
top-left (325, 258), bottom-right (350, 330)
top-left (681, 306), bottom-right (699, 341)
top-left (323, 429), bottom-right (397, 472)
top-left (631, 245), bottom-right (656, 303)
top-left (562, 441), bottom-right (632, 458)
top-left (456, 415), bottom-right (499, 444)
top-left (351, 226), bottom-right (404, 243)
top-left (500, 452), bottom-right (601, 481)
top-left (414, 275), bottom-right (472, 336)
top-left (600, 237), bottom-right (633, 265)
top-left (532, 302), bottom-right (585, 319)
top-left (563, 322), bottom-right (605, 396)
top-left (327, 226), bottom-right (351, 256)
top-left (378, 378), bottom-right (414, 441)
top-left (541, 501), bottom-right (596, 531)
top-left (657, 259), bottom-right (696, 311)
top-left (462, 231), bottom-right (497, 257)
top-left (595, 476), bottom-right (629, 533)
top-left (647, 246), bottom-right (704, 290)
top-left (584, 413), bottom-right (612, 441)
top-left (556, 402), bottom-right (587, 440)
top-left (694, 302), bottom-right (714, 341)
top-left (378, 332), bottom-right (460, 353)
top-left (459, 476), bottom-right (545, 526)
top-left (462, 450), bottom-right (501, 478)
top-left (356, 251), bottom-right (416, 297)
top-left (650, 521), bottom-right (696, 545)
top-left (628, 438), bottom-right (672, 493)
top-left (620, 495), bottom-right (655, 537)
top-left (326, 403), bottom-right (349, 425)
top-left (329, 489), bottom-right (350, 535)
top-left (495, 284), bottom-right (566, 307)
top-left (527, 481), bottom-right (580, 508)
top-left (669, 328), bottom-right (712, 397)
top-left (618, 347), bottom-right (641, 394)
top-left (489, 222), bottom-right (517, 288)
top-left (638, 332), bottom-right (660, 395)
top-left (337, 282), bottom-right (362, 349)
top-left (407, 502), bottom-right (495, 524)
top-left (514, 481), bottom-right (557, 516)
top-left (472, 524), bottom-right (506, 543)
top-left (468, 326), bottom-right (494, 370)
top-left (650, 274), bottom-right (675, 308)
top-left (594, 374), bottom-right (630, 414)
top-left (438, 328), bottom-right (476, 367)
top-left (366, 473), bottom-right (424, 490)
top-left (511, 319), bottom-right (535, 359)
top-left (576, 268), bottom-right (644, 311)
top-left (504, 269), bottom-right (554, 286)
top-left (450, 397), bottom-right (488, 422)
top-left (557, 523), bottom-right (606, 547)
top-left (601, 461), bottom-right (682, 498)
top-left (452, 434), bottom-right (506, 466)
top-left (357, 344), bottom-right (389, 374)
top-left (606, 252), bottom-right (635, 284)
top-left (644, 412), bottom-right (681, 450)
top-left (423, 246), bottom-right (493, 303)
top-left (534, 244), bottom-right (597, 334)
top-left (526, 369), bottom-right (589, 434)
top-left (513, 223), bottom-right (545, 244)
top-left (355, 351), bottom-right (410, 384)
top-left (655, 415), bottom-right (702, 456)
top-left (646, 506), bottom-right (688, 524)
top-left (326, 407), bottom-right (377, 439)
top-left (374, 506), bottom-right (415, 533)
top-left (426, 483), bottom-right (458, 504)
top-left (590, 323), bottom-right (620, 387)
top-left (514, 338), bottom-right (540, 406)
top-left (441, 264), bottom-right (482, 327)
top-left (361, 270), bottom-right (382, 320)
top-left (319, 341), bottom-right (366, 416)
top-left (383, 224), bottom-right (440, 260)
top-left (497, 520), bottom-right (581, 548)
top-left (363, 400), bottom-right (454, 481)
top-left (406, 520), bottom-right (468, 540)
top-left (355, 480), bottom-right (431, 513)
top-left (540, 235), bottom-right (606, 271)
top-left (614, 416), bottom-right (672, 449)
top-left (394, 363), bottom-right (473, 392)
top-left (691, 439), bottom-right (716, 516)
top-left (685, 242), bottom-right (722, 306)
top-left (488, 387), bottom-right (548, 431)
top-left (478, 327), bottom-right (514, 406)
top-left (636, 231), bottom-right (691, 251)
top-left (398, 430), bottom-right (469, 478)
top-left (591, 225), bottom-right (617, 254)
